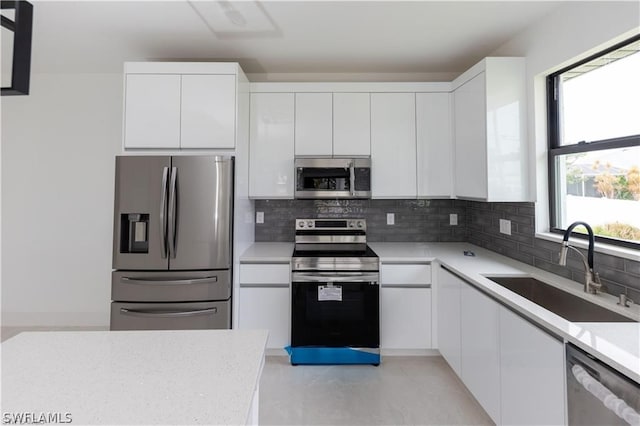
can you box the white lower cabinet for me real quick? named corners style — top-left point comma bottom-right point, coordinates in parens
top-left (460, 282), bottom-right (501, 424)
top-left (238, 263), bottom-right (290, 350)
top-left (499, 306), bottom-right (565, 425)
top-left (380, 287), bottom-right (432, 350)
top-left (380, 262), bottom-right (432, 350)
top-left (436, 265), bottom-right (566, 425)
top-left (437, 267), bottom-right (462, 375)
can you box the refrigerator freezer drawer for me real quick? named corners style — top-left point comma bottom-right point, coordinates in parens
top-left (110, 301), bottom-right (230, 331)
top-left (112, 270), bottom-right (231, 302)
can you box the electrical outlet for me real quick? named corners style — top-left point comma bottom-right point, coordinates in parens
top-left (449, 213), bottom-right (458, 226)
top-left (256, 211), bottom-right (264, 224)
top-left (387, 213), bottom-right (395, 225)
top-left (499, 219), bottom-right (511, 235)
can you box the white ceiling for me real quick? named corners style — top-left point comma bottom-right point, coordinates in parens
top-left (12, 1), bottom-right (569, 79)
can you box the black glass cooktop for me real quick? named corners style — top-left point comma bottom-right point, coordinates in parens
top-left (292, 246), bottom-right (378, 258)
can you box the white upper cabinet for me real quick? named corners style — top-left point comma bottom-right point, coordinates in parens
top-left (295, 93), bottom-right (333, 156)
top-left (123, 62), bottom-right (243, 150)
top-left (333, 93), bottom-right (371, 156)
top-left (452, 57), bottom-right (528, 201)
top-left (416, 92), bottom-right (453, 198)
top-left (371, 93), bottom-right (417, 198)
top-left (454, 73), bottom-right (488, 199)
top-left (181, 74), bottom-right (236, 149)
top-left (294, 92), bottom-right (371, 157)
top-left (124, 74), bottom-right (181, 149)
top-left (249, 93), bottom-right (295, 199)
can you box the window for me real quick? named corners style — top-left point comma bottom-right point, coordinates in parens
top-left (548, 35), bottom-right (640, 248)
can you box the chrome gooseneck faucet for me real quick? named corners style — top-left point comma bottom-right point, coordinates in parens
top-left (558, 221), bottom-right (602, 294)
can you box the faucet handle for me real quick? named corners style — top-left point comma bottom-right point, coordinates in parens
top-left (618, 293), bottom-right (635, 308)
top-left (589, 271), bottom-right (603, 294)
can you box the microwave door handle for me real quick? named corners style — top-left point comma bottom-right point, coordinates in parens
top-left (349, 160), bottom-right (356, 197)
top-left (159, 167), bottom-right (169, 259)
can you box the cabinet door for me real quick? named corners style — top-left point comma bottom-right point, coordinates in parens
top-left (124, 74), bottom-right (181, 149)
top-left (499, 306), bottom-right (565, 425)
top-left (333, 93), bottom-right (371, 156)
top-left (239, 286), bottom-right (290, 350)
top-left (380, 287), bottom-right (431, 350)
top-left (454, 72), bottom-right (488, 199)
top-left (294, 93), bottom-right (332, 156)
top-left (437, 268), bottom-right (461, 375)
top-left (249, 93), bottom-right (295, 198)
top-left (181, 74), bottom-right (236, 149)
top-left (371, 93), bottom-right (417, 198)
top-left (416, 93), bottom-right (453, 198)
top-left (460, 282), bottom-right (501, 424)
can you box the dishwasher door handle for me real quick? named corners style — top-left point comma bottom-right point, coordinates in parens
top-left (571, 364), bottom-right (640, 425)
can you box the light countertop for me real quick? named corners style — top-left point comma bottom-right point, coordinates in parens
top-left (241, 241), bottom-right (640, 382)
top-left (1, 329), bottom-right (268, 425)
top-left (240, 242), bottom-right (294, 263)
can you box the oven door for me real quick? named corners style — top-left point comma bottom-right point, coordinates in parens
top-left (291, 271), bottom-right (379, 348)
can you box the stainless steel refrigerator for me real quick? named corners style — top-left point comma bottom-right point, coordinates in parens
top-left (110, 155), bottom-right (233, 331)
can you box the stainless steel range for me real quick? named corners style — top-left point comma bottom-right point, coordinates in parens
top-left (290, 218), bottom-right (380, 365)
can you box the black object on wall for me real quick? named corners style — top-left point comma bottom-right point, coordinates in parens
top-left (1, 0), bottom-right (33, 96)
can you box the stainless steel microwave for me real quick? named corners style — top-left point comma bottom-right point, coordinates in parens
top-left (295, 158), bottom-right (371, 199)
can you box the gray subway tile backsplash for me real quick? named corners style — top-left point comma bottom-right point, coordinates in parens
top-left (254, 198), bottom-right (640, 299)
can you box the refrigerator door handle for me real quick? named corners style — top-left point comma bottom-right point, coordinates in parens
top-left (160, 166), bottom-right (169, 259)
top-left (120, 276), bottom-right (219, 286)
top-left (119, 307), bottom-right (218, 318)
top-left (167, 166), bottom-right (178, 259)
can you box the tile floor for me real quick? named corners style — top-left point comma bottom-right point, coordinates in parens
top-left (2, 328), bottom-right (492, 425)
top-left (260, 355), bottom-right (493, 425)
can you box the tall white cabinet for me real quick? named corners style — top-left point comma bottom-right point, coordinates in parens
top-left (123, 62), bottom-right (243, 150)
top-left (452, 57), bottom-right (529, 201)
top-left (416, 92), bottom-right (453, 198)
top-left (249, 93), bottom-right (295, 199)
top-left (371, 93), bottom-right (417, 198)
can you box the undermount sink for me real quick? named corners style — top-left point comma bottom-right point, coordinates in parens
top-left (485, 276), bottom-right (637, 323)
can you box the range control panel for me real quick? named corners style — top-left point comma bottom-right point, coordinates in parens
top-left (295, 218), bottom-right (366, 231)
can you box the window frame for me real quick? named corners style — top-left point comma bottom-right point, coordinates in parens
top-left (547, 34), bottom-right (640, 249)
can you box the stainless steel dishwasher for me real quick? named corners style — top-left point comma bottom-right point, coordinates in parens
top-left (566, 343), bottom-right (640, 425)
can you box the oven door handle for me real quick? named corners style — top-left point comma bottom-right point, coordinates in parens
top-left (292, 272), bottom-right (379, 283)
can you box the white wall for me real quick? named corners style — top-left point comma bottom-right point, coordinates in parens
top-left (490, 1), bottom-right (640, 231)
top-left (2, 73), bottom-right (123, 326)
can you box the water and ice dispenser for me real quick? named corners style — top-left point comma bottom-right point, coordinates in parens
top-left (120, 213), bottom-right (149, 253)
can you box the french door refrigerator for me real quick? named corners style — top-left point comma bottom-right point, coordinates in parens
top-left (110, 155), bottom-right (233, 331)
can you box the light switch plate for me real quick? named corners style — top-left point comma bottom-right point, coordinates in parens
top-left (499, 219), bottom-right (511, 235)
top-left (256, 211), bottom-right (264, 224)
top-left (387, 213), bottom-right (395, 225)
top-left (450, 213), bottom-right (458, 226)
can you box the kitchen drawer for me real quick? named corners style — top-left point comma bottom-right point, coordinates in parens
top-left (380, 263), bottom-right (431, 286)
top-left (240, 263), bottom-right (290, 285)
